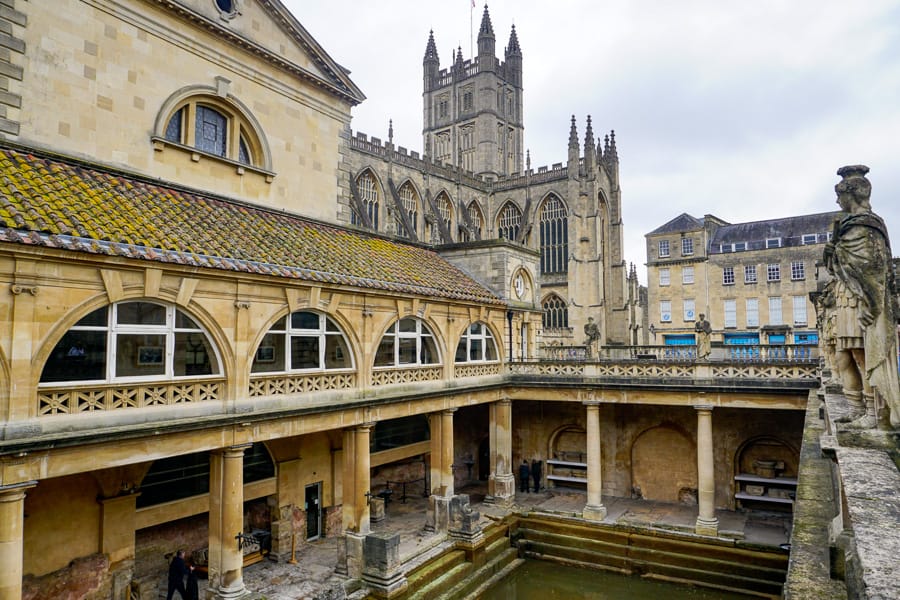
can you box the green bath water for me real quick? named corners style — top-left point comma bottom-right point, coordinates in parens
top-left (479, 560), bottom-right (758, 599)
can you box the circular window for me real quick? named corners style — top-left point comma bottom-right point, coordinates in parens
top-left (215, 0), bottom-right (235, 14)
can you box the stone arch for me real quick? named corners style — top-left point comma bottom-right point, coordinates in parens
top-left (153, 82), bottom-right (272, 170)
top-left (462, 199), bottom-right (485, 241)
top-left (734, 435), bottom-right (799, 479)
top-left (547, 423), bottom-right (587, 463)
top-left (541, 292), bottom-right (568, 330)
top-left (495, 200), bottom-right (523, 242)
top-left (394, 178), bottom-right (422, 239)
top-left (431, 189), bottom-right (454, 243)
top-left (32, 293), bottom-right (233, 391)
top-left (631, 423), bottom-right (697, 503)
top-left (353, 167), bottom-right (384, 230)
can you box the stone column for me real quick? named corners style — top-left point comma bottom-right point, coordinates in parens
top-left (0, 482), bottom-right (35, 600)
top-left (695, 405), bottom-right (719, 536)
top-left (209, 445), bottom-right (251, 600)
top-left (342, 424), bottom-right (373, 534)
top-left (582, 402), bottom-right (606, 521)
top-left (440, 409), bottom-right (456, 497)
top-left (488, 400), bottom-right (515, 502)
top-left (428, 412), bottom-right (443, 496)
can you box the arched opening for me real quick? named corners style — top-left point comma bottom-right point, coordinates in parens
top-left (631, 424), bottom-right (697, 503)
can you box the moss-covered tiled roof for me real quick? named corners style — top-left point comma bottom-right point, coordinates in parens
top-left (0, 147), bottom-right (502, 304)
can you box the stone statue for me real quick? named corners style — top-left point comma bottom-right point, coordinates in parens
top-left (583, 317), bottom-right (601, 354)
top-left (823, 165), bottom-right (900, 428)
top-left (813, 281), bottom-right (841, 388)
top-left (694, 314), bottom-right (712, 359)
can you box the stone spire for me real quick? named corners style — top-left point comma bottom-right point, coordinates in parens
top-left (568, 115), bottom-right (579, 168)
top-left (609, 129), bottom-right (618, 159)
top-left (423, 30), bottom-right (439, 90)
top-left (505, 24), bottom-right (521, 57)
top-left (478, 5), bottom-right (496, 69)
top-left (583, 115), bottom-right (595, 170)
top-left (454, 46), bottom-right (465, 72)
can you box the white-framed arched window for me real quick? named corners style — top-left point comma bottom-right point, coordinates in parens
top-left (374, 317), bottom-right (439, 367)
top-left (251, 311), bottom-right (353, 373)
top-left (40, 301), bottom-right (222, 384)
top-left (455, 322), bottom-right (499, 363)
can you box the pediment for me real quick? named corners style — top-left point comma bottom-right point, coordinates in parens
top-left (157, 0), bottom-right (364, 104)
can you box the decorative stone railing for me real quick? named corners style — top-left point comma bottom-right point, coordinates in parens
top-left (454, 363), bottom-right (502, 379)
top-left (248, 372), bottom-right (357, 397)
top-left (510, 360), bottom-right (817, 381)
top-left (37, 378), bottom-right (224, 416)
top-left (371, 366), bottom-right (443, 386)
top-left (543, 344), bottom-right (820, 362)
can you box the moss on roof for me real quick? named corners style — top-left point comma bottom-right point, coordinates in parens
top-left (0, 147), bottom-right (501, 305)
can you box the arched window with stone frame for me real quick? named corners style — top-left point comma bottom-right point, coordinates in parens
top-left (433, 191), bottom-right (453, 243)
top-left (352, 169), bottom-right (380, 230)
top-left (395, 181), bottom-right (420, 239)
top-left (497, 202), bottom-right (522, 242)
top-left (542, 294), bottom-right (569, 330)
top-left (539, 194), bottom-right (568, 274)
top-left (461, 200), bottom-right (484, 242)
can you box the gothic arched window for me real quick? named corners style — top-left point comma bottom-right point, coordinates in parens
top-left (461, 201), bottom-right (484, 242)
top-left (540, 194), bottom-right (568, 274)
top-left (435, 192), bottom-right (452, 242)
top-left (497, 202), bottom-right (522, 242)
top-left (542, 295), bottom-right (569, 330)
top-left (353, 170), bottom-right (380, 230)
top-left (396, 182), bottom-right (419, 239)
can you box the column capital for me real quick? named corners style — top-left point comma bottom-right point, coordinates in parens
top-left (441, 408), bottom-right (458, 415)
top-left (497, 399), bottom-right (512, 407)
top-left (693, 404), bottom-right (714, 412)
top-left (0, 481), bottom-right (37, 502)
top-left (583, 401), bottom-right (601, 408)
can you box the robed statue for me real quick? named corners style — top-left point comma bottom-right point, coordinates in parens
top-left (824, 165), bottom-right (899, 428)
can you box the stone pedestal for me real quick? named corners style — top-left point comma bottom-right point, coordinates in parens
top-left (341, 531), bottom-right (366, 579)
top-left (269, 505), bottom-right (294, 561)
top-left (448, 494), bottom-right (483, 547)
top-left (370, 497), bottom-right (386, 523)
top-left (425, 495), bottom-right (451, 533)
top-left (485, 473), bottom-right (515, 505)
top-left (362, 532), bottom-right (408, 598)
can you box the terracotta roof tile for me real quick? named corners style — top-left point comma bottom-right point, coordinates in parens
top-left (0, 147), bottom-right (502, 305)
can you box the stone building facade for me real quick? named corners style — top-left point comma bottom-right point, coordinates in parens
top-left (0, 2), bottom-right (812, 599)
top-left (336, 6), bottom-right (641, 347)
top-left (646, 212), bottom-right (841, 348)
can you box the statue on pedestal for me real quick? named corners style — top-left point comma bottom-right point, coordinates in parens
top-left (824, 165), bottom-right (900, 428)
top-left (583, 316), bottom-right (601, 355)
top-left (695, 314), bottom-right (712, 360)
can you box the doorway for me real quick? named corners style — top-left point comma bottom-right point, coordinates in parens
top-left (305, 482), bottom-right (322, 540)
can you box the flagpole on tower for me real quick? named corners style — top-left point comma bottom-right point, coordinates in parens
top-left (470, 0), bottom-right (474, 59)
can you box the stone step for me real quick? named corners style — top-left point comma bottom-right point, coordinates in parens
top-left (404, 548), bottom-right (467, 593)
top-left (408, 560), bottom-right (473, 600)
top-left (442, 547), bottom-right (520, 600)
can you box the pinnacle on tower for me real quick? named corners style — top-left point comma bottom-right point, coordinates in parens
top-left (568, 115), bottom-right (578, 150)
top-left (505, 24), bottom-right (521, 57)
top-left (423, 30), bottom-right (439, 63)
top-left (584, 115), bottom-right (595, 167)
top-left (609, 130), bottom-right (618, 158)
top-left (478, 4), bottom-right (494, 38)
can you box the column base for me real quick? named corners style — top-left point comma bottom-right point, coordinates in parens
top-left (695, 516), bottom-right (719, 536)
top-left (582, 504), bottom-right (607, 522)
top-left (213, 583), bottom-right (252, 600)
top-left (485, 473), bottom-right (515, 504)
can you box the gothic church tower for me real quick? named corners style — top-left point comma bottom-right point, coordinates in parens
top-left (422, 5), bottom-right (523, 180)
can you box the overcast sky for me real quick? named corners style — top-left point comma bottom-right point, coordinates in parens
top-left (287, 0), bottom-right (900, 283)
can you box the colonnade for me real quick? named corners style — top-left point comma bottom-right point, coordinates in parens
top-left (0, 401), bottom-right (723, 598)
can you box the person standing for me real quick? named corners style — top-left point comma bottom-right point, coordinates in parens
top-left (166, 549), bottom-right (193, 600)
top-left (518, 460), bottom-right (530, 493)
top-left (531, 459), bottom-right (542, 493)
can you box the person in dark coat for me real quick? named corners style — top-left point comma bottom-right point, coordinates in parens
top-left (531, 459), bottom-right (543, 493)
top-left (186, 567), bottom-right (199, 600)
top-left (167, 549), bottom-right (192, 600)
top-left (518, 460), bottom-right (530, 493)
